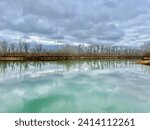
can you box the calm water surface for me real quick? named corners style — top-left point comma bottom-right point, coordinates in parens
top-left (0, 60), bottom-right (150, 113)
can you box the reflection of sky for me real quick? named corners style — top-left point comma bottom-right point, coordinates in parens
top-left (0, 61), bottom-right (150, 112)
top-left (0, 60), bottom-right (137, 81)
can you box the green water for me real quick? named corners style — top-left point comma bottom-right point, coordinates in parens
top-left (0, 60), bottom-right (150, 113)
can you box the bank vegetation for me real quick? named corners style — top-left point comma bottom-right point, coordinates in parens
top-left (0, 40), bottom-right (147, 61)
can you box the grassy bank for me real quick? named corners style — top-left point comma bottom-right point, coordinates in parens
top-left (137, 60), bottom-right (150, 65)
top-left (137, 56), bottom-right (150, 65)
top-left (0, 54), bottom-right (142, 61)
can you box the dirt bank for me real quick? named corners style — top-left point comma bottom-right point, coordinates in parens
top-left (137, 60), bottom-right (150, 65)
top-left (0, 55), bottom-right (142, 61)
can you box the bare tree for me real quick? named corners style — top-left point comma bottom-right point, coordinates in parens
top-left (0, 41), bottom-right (8, 54)
top-left (10, 43), bottom-right (16, 53)
top-left (35, 44), bottom-right (43, 53)
top-left (18, 41), bottom-right (23, 53)
top-left (22, 42), bottom-right (30, 53)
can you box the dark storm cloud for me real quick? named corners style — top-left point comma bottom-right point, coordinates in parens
top-left (0, 0), bottom-right (150, 45)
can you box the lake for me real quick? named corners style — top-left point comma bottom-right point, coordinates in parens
top-left (0, 60), bottom-right (150, 113)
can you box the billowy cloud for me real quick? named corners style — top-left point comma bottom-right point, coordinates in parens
top-left (0, 0), bottom-right (150, 46)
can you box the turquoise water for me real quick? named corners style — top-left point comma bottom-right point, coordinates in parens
top-left (0, 60), bottom-right (150, 113)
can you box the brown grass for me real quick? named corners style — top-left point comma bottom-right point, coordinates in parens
top-left (0, 54), bottom-right (142, 61)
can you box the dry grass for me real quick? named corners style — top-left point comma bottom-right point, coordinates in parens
top-left (137, 60), bottom-right (150, 65)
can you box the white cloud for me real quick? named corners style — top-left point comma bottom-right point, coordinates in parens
top-left (0, 0), bottom-right (150, 46)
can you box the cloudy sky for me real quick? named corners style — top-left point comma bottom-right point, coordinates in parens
top-left (0, 0), bottom-right (150, 46)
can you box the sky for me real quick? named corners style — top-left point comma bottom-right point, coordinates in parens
top-left (0, 0), bottom-right (150, 46)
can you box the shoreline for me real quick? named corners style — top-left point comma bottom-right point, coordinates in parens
top-left (0, 55), bottom-right (142, 61)
top-left (137, 60), bottom-right (150, 65)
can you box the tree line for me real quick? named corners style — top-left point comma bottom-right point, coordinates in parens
top-left (0, 40), bottom-right (145, 56)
